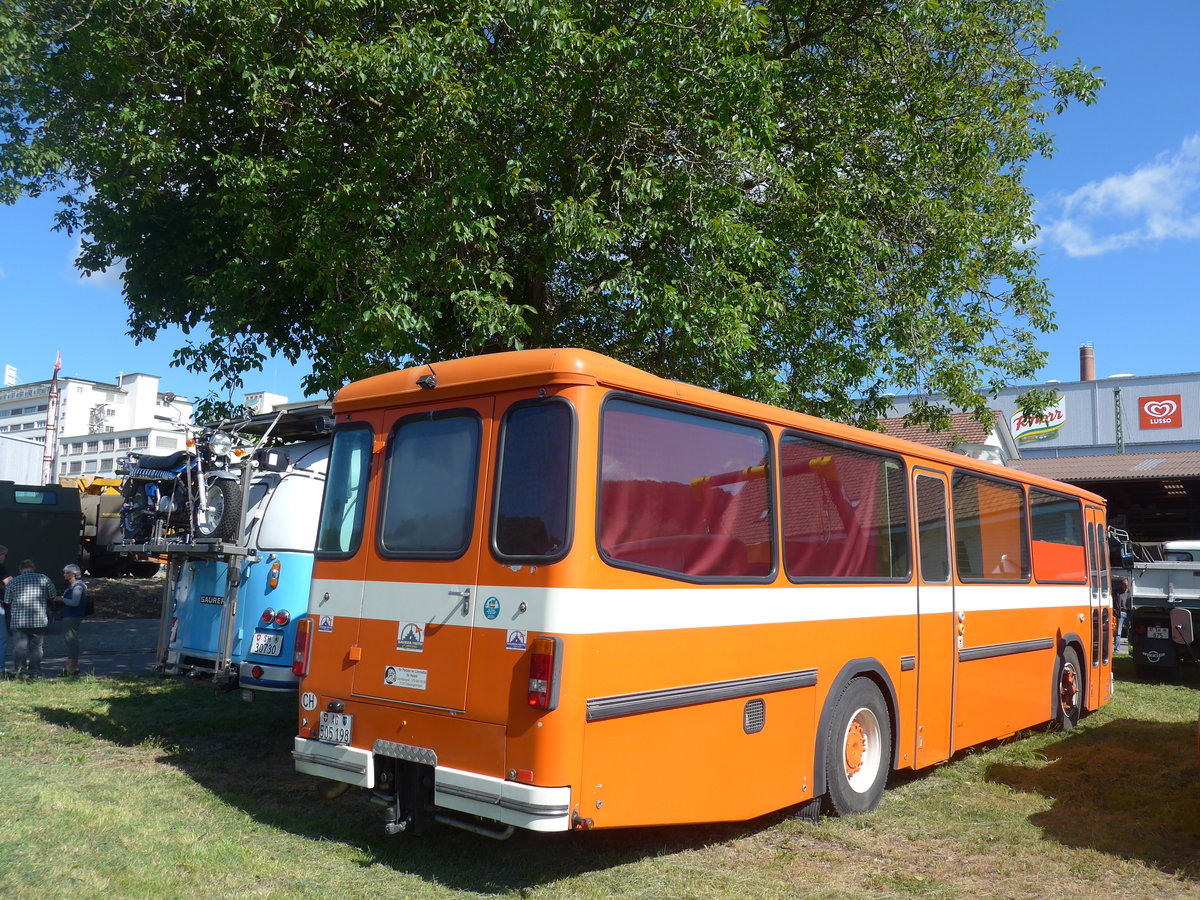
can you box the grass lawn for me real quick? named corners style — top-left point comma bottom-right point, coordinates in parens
top-left (2, 657), bottom-right (1199, 899)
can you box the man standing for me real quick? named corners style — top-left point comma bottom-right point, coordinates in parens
top-left (0, 545), bottom-right (12, 676)
top-left (59, 563), bottom-right (88, 676)
top-left (4, 559), bottom-right (56, 678)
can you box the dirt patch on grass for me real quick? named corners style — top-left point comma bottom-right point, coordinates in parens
top-left (84, 576), bottom-right (167, 619)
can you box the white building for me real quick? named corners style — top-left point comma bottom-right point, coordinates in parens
top-left (0, 371), bottom-right (195, 482)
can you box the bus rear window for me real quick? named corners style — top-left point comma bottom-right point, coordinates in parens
top-left (599, 398), bottom-right (773, 580)
top-left (316, 427), bottom-right (372, 556)
top-left (493, 401), bottom-right (573, 561)
top-left (380, 411), bottom-right (482, 557)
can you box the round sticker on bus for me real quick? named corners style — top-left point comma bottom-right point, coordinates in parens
top-left (300, 692), bottom-right (318, 711)
top-left (484, 597), bottom-right (501, 620)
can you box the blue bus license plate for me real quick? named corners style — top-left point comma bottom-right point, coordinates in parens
top-left (250, 632), bottom-right (283, 656)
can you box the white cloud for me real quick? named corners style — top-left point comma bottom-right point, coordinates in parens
top-left (67, 238), bottom-right (125, 289)
top-left (1039, 134), bottom-right (1200, 257)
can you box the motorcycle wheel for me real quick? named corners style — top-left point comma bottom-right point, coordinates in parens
top-left (196, 479), bottom-right (242, 541)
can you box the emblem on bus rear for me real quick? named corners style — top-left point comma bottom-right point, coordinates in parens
top-left (397, 623), bottom-right (424, 652)
top-left (506, 630), bottom-right (527, 651)
top-left (318, 615), bottom-right (334, 633)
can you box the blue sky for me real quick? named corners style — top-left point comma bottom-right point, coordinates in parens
top-left (0, 0), bottom-right (1197, 403)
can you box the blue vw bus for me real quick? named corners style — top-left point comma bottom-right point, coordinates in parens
top-left (162, 409), bottom-right (329, 695)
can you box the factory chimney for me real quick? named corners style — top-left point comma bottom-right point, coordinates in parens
top-left (1079, 342), bottom-right (1095, 382)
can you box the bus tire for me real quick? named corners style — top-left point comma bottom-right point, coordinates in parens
top-left (1053, 645), bottom-right (1083, 732)
top-left (823, 678), bottom-right (891, 816)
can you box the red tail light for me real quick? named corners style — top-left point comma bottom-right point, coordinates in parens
top-left (527, 636), bottom-right (562, 711)
top-left (274, 608), bottom-right (291, 626)
top-left (261, 608), bottom-right (275, 625)
top-left (292, 616), bottom-right (313, 676)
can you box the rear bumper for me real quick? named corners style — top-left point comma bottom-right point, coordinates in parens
top-left (238, 662), bottom-right (299, 691)
top-left (291, 737), bottom-right (573, 832)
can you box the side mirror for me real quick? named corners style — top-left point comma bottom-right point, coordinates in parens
top-left (1170, 607), bottom-right (1194, 646)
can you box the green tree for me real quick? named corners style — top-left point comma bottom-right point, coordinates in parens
top-left (0, 1), bottom-right (1099, 425)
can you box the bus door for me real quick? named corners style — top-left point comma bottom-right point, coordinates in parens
top-left (1085, 505), bottom-right (1110, 708)
top-left (350, 399), bottom-right (495, 712)
top-left (913, 470), bottom-right (955, 768)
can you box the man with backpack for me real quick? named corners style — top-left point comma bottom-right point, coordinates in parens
top-left (60, 563), bottom-right (88, 677)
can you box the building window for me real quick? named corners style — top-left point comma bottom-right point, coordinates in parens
top-left (135, 435), bottom-right (149, 449)
top-left (155, 436), bottom-right (176, 450)
top-left (84, 459), bottom-right (98, 473)
top-left (68, 461), bottom-right (82, 474)
top-left (118, 437), bottom-right (131, 449)
top-left (87, 441), bottom-right (100, 452)
top-left (102, 439), bottom-right (115, 451)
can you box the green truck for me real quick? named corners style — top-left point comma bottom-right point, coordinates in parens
top-left (0, 481), bottom-right (82, 591)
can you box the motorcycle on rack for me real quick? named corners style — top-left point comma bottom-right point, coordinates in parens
top-left (117, 422), bottom-right (248, 543)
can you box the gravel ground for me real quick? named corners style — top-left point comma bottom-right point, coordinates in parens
top-left (82, 576), bottom-right (167, 619)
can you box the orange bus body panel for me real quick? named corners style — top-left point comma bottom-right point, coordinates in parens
top-left (294, 349), bottom-right (1111, 834)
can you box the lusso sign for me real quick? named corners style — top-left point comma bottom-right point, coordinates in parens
top-left (1139, 395), bottom-right (1183, 430)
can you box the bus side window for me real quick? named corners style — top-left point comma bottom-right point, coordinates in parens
top-left (780, 434), bottom-right (910, 581)
top-left (598, 398), bottom-right (774, 580)
top-left (1029, 489), bottom-right (1086, 583)
top-left (951, 472), bottom-right (1030, 582)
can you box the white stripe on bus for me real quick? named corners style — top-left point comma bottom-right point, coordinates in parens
top-left (307, 578), bottom-right (1097, 635)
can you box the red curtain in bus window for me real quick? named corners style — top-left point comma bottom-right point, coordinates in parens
top-left (780, 436), bottom-right (891, 579)
top-left (598, 400), bottom-right (772, 578)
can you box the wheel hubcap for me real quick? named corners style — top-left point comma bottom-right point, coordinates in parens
top-left (1060, 663), bottom-right (1079, 716)
top-left (843, 708), bottom-right (881, 793)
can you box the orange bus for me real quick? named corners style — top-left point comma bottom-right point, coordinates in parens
top-left (291, 349), bottom-right (1113, 837)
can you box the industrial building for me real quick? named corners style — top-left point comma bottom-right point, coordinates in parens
top-left (886, 344), bottom-right (1200, 541)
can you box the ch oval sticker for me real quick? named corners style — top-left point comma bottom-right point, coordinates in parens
top-left (300, 692), bottom-right (318, 711)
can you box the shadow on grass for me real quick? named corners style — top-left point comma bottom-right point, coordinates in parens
top-left (34, 677), bottom-right (788, 894)
top-left (987, 715), bottom-right (1200, 879)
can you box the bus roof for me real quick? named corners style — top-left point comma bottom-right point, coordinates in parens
top-left (333, 348), bottom-right (1106, 507)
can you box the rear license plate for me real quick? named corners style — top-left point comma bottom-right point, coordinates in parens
top-left (319, 712), bottom-right (353, 745)
top-left (250, 632), bottom-right (283, 656)
top-left (1147, 625), bottom-right (1170, 640)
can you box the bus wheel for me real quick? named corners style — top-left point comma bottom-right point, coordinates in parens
top-left (1054, 646), bottom-right (1083, 732)
top-left (824, 678), bottom-right (891, 816)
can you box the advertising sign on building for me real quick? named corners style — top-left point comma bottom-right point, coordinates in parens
top-left (1139, 395), bottom-right (1183, 430)
top-left (1010, 396), bottom-right (1067, 444)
